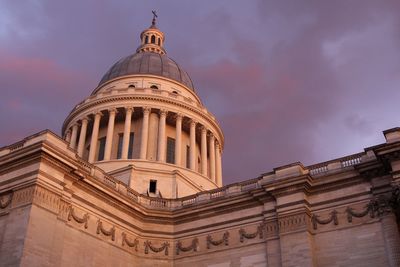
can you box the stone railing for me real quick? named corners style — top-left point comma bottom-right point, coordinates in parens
top-left (308, 152), bottom-right (364, 176)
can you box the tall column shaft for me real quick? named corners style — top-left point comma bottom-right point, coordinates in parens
top-left (216, 142), bottom-right (222, 186)
top-left (189, 120), bottom-right (196, 170)
top-left (88, 112), bottom-right (102, 163)
top-left (140, 107), bottom-right (151, 159)
top-left (121, 107), bottom-right (133, 159)
top-left (69, 124), bottom-right (78, 149)
top-left (381, 213), bottom-right (400, 267)
top-left (209, 134), bottom-right (216, 181)
top-left (104, 108), bottom-right (117, 161)
top-left (65, 130), bottom-right (72, 143)
top-left (175, 114), bottom-right (182, 166)
top-left (157, 110), bottom-right (167, 162)
top-left (77, 118), bottom-right (88, 157)
top-left (201, 127), bottom-right (207, 176)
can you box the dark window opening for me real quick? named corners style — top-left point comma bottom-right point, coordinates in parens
top-left (128, 132), bottom-right (134, 159)
top-left (166, 137), bottom-right (175, 164)
top-left (172, 91), bottom-right (178, 94)
top-left (150, 85), bottom-right (158, 89)
top-left (149, 180), bottom-right (157, 193)
top-left (97, 137), bottom-right (106, 161)
top-left (117, 133), bottom-right (123, 159)
top-left (158, 38), bottom-right (161, 45)
top-left (145, 36), bottom-right (149, 43)
top-left (186, 145), bottom-right (190, 168)
top-left (151, 35), bottom-right (156, 44)
top-left (128, 84), bottom-right (135, 88)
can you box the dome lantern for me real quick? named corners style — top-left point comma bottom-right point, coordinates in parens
top-left (136, 11), bottom-right (166, 55)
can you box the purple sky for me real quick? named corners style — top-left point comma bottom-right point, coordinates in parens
top-left (1, 1), bottom-right (400, 184)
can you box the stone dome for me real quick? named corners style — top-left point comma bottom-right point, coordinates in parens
top-left (98, 52), bottom-right (195, 91)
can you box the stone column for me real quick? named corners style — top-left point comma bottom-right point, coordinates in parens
top-left (104, 108), bottom-right (117, 161)
top-left (189, 120), bottom-right (197, 170)
top-left (77, 117), bottom-right (88, 157)
top-left (88, 111), bottom-right (102, 163)
top-left (140, 107), bottom-right (151, 159)
top-left (69, 124), bottom-right (79, 149)
top-left (381, 213), bottom-right (400, 267)
top-left (201, 126), bottom-right (208, 176)
top-left (215, 142), bottom-right (222, 186)
top-left (157, 110), bottom-right (167, 162)
top-left (65, 130), bottom-right (71, 143)
top-left (121, 107), bottom-right (133, 159)
top-left (209, 134), bottom-right (216, 182)
top-left (175, 113), bottom-right (183, 166)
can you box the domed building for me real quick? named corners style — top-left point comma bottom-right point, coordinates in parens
top-left (62, 18), bottom-right (223, 198)
top-left (1, 16), bottom-right (400, 267)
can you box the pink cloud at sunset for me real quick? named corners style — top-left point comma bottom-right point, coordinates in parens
top-left (1, 1), bottom-right (400, 184)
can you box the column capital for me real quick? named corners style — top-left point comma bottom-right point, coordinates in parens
top-left (174, 113), bottom-right (184, 120)
top-left (125, 106), bottom-right (134, 113)
top-left (208, 132), bottom-right (215, 139)
top-left (108, 108), bottom-right (118, 114)
top-left (159, 109), bottom-right (168, 117)
top-left (201, 126), bottom-right (207, 134)
top-left (93, 110), bottom-right (103, 117)
top-left (143, 106), bottom-right (151, 115)
top-left (190, 119), bottom-right (197, 127)
top-left (80, 117), bottom-right (89, 123)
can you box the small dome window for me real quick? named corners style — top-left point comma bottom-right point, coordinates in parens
top-left (172, 91), bottom-right (178, 94)
top-left (158, 38), bottom-right (161, 45)
top-left (145, 35), bottom-right (149, 44)
top-left (150, 85), bottom-right (159, 89)
top-left (151, 35), bottom-right (156, 44)
top-left (128, 84), bottom-right (135, 88)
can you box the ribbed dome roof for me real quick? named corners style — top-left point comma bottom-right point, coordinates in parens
top-left (98, 52), bottom-right (195, 91)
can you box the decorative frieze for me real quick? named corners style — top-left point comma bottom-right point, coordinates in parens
top-left (97, 220), bottom-right (115, 241)
top-left (278, 213), bottom-right (310, 233)
top-left (144, 240), bottom-right (169, 255)
top-left (176, 238), bottom-right (198, 255)
top-left (12, 186), bottom-right (35, 208)
top-left (68, 206), bottom-right (89, 229)
top-left (122, 232), bottom-right (139, 251)
top-left (207, 231), bottom-right (229, 249)
top-left (239, 223), bottom-right (264, 242)
top-left (311, 210), bottom-right (338, 230)
top-left (32, 186), bottom-right (60, 213)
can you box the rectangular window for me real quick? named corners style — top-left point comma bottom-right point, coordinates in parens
top-left (166, 137), bottom-right (175, 164)
top-left (186, 145), bottom-right (190, 168)
top-left (117, 133), bottom-right (123, 159)
top-left (117, 132), bottom-right (135, 159)
top-left (149, 180), bottom-right (157, 193)
top-left (128, 132), bottom-right (134, 159)
top-left (97, 137), bottom-right (106, 161)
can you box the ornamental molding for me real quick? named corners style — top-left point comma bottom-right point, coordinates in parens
top-left (97, 220), bottom-right (116, 241)
top-left (32, 185), bottom-right (60, 213)
top-left (311, 210), bottom-right (338, 230)
top-left (239, 223), bottom-right (264, 243)
top-left (12, 186), bottom-right (35, 208)
top-left (278, 213), bottom-right (310, 233)
top-left (144, 240), bottom-right (170, 255)
top-left (0, 192), bottom-right (12, 209)
top-left (122, 232), bottom-right (139, 251)
top-left (176, 238), bottom-right (198, 255)
top-left (68, 206), bottom-right (89, 229)
top-left (62, 95), bottom-right (224, 143)
top-left (206, 231), bottom-right (229, 249)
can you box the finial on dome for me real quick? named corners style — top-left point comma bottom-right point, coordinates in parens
top-left (151, 10), bottom-right (158, 27)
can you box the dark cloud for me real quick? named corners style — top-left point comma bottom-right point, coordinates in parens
top-left (1, 1), bottom-right (399, 184)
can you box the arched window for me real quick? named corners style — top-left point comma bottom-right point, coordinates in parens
top-left (145, 35), bottom-right (149, 44)
top-left (158, 38), bottom-right (161, 45)
top-left (172, 91), bottom-right (178, 94)
top-left (150, 85), bottom-right (158, 90)
top-left (151, 35), bottom-right (156, 44)
top-left (128, 84), bottom-right (135, 88)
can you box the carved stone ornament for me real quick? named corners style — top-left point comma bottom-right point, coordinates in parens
top-left (176, 238), bottom-right (198, 255)
top-left (347, 195), bottom-right (393, 223)
top-left (144, 240), bottom-right (169, 256)
top-left (67, 206), bottom-right (89, 229)
top-left (311, 210), bottom-right (338, 230)
top-left (96, 220), bottom-right (115, 241)
top-left (122, 232), bottom-right (139, 251)
top-left (239, 224), bottom-right (264, 243)
top-left (207, 231), bottom-right (229, 249)
top-left (0, 192), bottom-right (12, 209)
